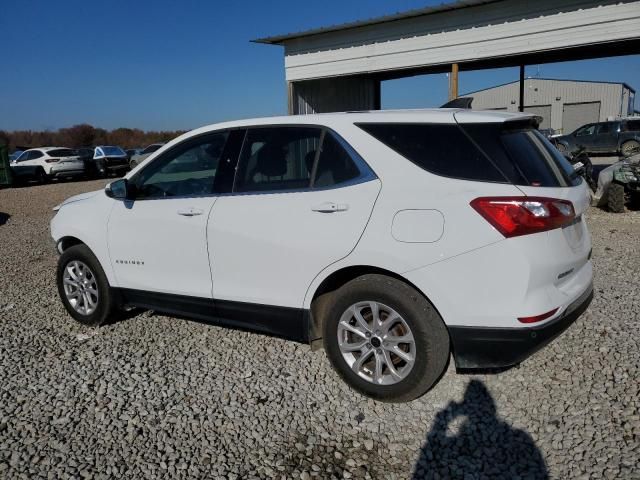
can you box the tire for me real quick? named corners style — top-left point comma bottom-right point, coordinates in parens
top-left (607, 182), bottom-right (626, 213)
top-left (35, 167), bottom-right (47, 184)
top-left (321, 274), bottom-right (450, 403)
top-left (621, 140), bottom-right (640, 158)
top-left (56, 244), bottom-right (116, 326)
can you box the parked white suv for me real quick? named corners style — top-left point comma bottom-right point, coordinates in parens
top-left (13, 147), bottom-right (85, 181)
top-left (51, 110), bottom-right (593, 402)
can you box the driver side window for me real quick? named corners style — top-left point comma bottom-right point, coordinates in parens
top-left (133, 132), bottom-right (229, 199)
top-left (575, 125), bottom-right (595, 137)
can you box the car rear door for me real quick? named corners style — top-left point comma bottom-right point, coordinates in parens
top-left (593, 122), bottom-right (617, 152)
top-left (573, 124), bottom-right (597, 151)
top-left (208, 125), bottom-right (380, 309)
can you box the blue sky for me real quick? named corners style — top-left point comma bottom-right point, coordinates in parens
top-left (1, 0), bottom-right (638, 131)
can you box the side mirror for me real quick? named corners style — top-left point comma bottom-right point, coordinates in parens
top-left (105, 178), bottom-right (131, 200)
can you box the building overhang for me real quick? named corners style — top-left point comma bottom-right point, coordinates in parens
top-left (254, 0), bottom-right (640, 82)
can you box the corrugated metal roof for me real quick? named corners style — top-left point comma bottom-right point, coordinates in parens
top-left (464, 77), bottom-right (636, 95)
top-left (252, 0), bottom-right (502, 44)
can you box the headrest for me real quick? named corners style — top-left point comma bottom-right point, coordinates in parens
top-left (256, 144), bottom-right (287, 177)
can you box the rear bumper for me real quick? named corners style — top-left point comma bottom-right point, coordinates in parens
top-left (449, 283), bottom-right (593, 370)
top-left (50, 168), bottom-right (85, 177)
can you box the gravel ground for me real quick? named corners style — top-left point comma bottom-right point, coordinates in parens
top-left (0, 179), bottom-right (638, 480)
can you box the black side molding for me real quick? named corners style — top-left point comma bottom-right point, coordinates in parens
top-left (116, 288), bottom-right (309, 343)
top-left (449, 285), bottom-right (593, 370)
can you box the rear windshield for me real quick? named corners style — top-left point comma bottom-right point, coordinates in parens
top-left (100, 146), bottom-right (126, 156)
top-left (48, 148), bottom-right (76, 157)
top-left (357, 122), bottom-right (579, 187)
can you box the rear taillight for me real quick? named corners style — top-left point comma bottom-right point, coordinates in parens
top-left (470, 196), bottom-right (575, 238)
top-left (45, 158), bottom-right (59, 163)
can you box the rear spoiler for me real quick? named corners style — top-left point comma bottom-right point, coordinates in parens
top-left (441, 97), bottom-right (473, 109)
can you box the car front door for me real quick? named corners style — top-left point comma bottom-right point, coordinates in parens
top-left (107, 131), bottom-right (240, 297)
top-left (573, 124), bottom-right (597, 151)
top-left (208, 126), bottom-right (380, 311)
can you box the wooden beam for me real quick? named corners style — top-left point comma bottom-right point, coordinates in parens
top-left (287, 81), bottom-right (295, 115)
top-left (448, 63), bottom-right (459, 101)
top-left (519, 65), bottom-right (525, 112)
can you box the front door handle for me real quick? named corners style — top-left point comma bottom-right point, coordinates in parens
top-left (311, 202), bottom-right (349, 213)
top-left (177, 208), bottom-right (204, 217)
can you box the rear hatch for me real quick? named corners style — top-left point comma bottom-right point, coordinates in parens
top-left (48, 148), bottom-right (82, 166)
top-left (455, 112), bottom-right (592, 295)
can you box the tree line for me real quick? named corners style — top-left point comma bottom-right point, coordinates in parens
top-left (0, 124), bottom-right (187, 151)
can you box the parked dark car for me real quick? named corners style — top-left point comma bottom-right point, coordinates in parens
top-left (553, 119), bottom-right (640, 157)
top-left (74, 148), bottom-right (96, 177)
top-left (93, 146), bottom-right (129, 178)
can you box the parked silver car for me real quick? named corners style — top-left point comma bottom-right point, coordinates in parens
top-left (129, 143), bottom-right (164, 169)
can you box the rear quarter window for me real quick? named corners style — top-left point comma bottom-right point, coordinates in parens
top-left (357, 123), bottom-right (506, 182)
top-left (358, 122), bottom-right (580, 188)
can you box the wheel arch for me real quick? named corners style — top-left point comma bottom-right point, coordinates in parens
top-left (56, 235), bottom-right (85, 254)
top-left (306, 264), bottom-right (446, 349)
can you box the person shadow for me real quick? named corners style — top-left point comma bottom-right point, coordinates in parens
top-left (412, 380), bottom-right (549, 479)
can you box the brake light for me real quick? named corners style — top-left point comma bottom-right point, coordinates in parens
top-left (518, 308), bottom-right (558, 324)
top-left (470, 196), bottom-right (575, 238)
top-left (45, 158), bottom-right (59, 163)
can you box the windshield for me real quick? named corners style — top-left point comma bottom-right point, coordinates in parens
top-left (100, 146), bottom-right (126, 156)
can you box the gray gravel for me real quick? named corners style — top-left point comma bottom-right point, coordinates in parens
top-left (0, 179), bottom-right (639, 479)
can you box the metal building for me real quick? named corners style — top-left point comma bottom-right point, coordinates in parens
top-left (467, 79), bottom-right (636, 133)
top-left (254, 0), bottom-right (640, 115)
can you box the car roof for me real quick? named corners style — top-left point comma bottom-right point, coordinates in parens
top-left (188, 108), bottom-right (535, 136)
top-left (26, 147), bottom-right (71, 153)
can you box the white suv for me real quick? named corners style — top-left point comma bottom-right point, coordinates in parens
top-left (51, 110), bottom-right (593, 402)
top-left (13, 147), bottom-right (85, 181)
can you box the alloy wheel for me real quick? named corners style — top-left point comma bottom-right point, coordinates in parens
top-left (337, 301), bottom-right (416, 385)
top-left (63, 260), bottom-right (99, 315)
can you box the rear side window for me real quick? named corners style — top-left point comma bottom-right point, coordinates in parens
top-left (359, 122), bottom-right (579, 187)
top-left (313, 133), bottom-right (360, 188)
top-left (624, 120), bottom-right (640, 132)
top-left (357, 123), bottom-right (505, 182)
top-left (234, 127), bottom-right (322, 193)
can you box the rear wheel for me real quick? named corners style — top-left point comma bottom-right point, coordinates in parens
top-left (621, 140), bottom-right (640, 158)
top-left (321, 274), bottom-right (449, 402)
top-left (57, 244), bottom-right (116, 326)
top-left (608, 182), bottom-right (626, 213)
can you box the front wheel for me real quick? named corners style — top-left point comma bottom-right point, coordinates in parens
top-left (321, 274), bottom-right (450, 403)
top-left (56, 244), bottom-right (116, 326)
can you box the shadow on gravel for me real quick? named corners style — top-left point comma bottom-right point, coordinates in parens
top-left (412, 380), bottom-right (549, 479)
top-left (0, 212), bottom-right (9, 225)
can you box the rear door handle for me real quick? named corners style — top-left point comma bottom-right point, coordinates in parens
top-left (177, 208), bottom-right (204, 217)
top-left (311, 202), bottom-right (349, 213)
